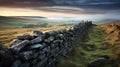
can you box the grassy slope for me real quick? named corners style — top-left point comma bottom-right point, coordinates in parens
top-left (0, 26), bottom-right (72, 47)
top-left (57, 26), bottom-right (117, 67)
top-left (0, 16), bottom-right (60, 28)
top-left (99, 22), bottom-right (120, 66)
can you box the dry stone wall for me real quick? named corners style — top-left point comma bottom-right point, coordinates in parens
top-left (0, 21), bottom-right (92, 67)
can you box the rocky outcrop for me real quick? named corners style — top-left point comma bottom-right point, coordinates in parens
top-left (0, 21), bottom-right (92, 67)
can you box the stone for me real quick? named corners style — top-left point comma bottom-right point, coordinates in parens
top-left (11, 40), bottom-right (30, 53)
top-left (48, 31), bottom-right (57, 36)
top-left (11, 60), bottom-right (21, 67)
top-left (38, 47), bottom-right (48, 58)
top-left (30, 44), bottom-right (43, 49)
top-left (20, 63), bottom-right (30, 67)
top-left (30, 36), bottom-right (43, 44)
top-left (53, 40), bottom-right (63, 43)
top-left (48, 36), bottom-right (54, 42)
top-left (32, 52), bottom-right (39, 58)
top-left (31, 59), bottom-right (37, 65)
top-left (17, 36), bottom-right (24, 40)
top-left (0, 44), bottom-right (8, 51)
top-left (44, 32), bottom-right (50, 38)
top-left (19, 51), bottom-right (33, 60)
top-left (38, 52), bottom-right (46, 60)
top-left (57, 34), bottom-right (64, 39)
top-left (36, 57), bottom-right (48, 67)
top-left (23, 34), bottom-right (33, 40)
top-left (17, 34), bottom-right (33, 40)
top-left (43, 36), bottom-right (54, 43)
top-left (0, 51), bottom-right (15, 67)
top-left (44, 39), bottom-right (51, 43)
top-left (10, 39), bottom-right (23, 47)
top-left (49, 44), bottom-right (55, 49)
top-left (33, 30), bottom-right (43, 36)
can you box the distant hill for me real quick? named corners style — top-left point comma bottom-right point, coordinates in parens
top-left (10, 16), bottom-right (46, 19)
top-left (0, 16), bottom-right (62, 28)
top-left (1, 16), bottom-right (120, 28)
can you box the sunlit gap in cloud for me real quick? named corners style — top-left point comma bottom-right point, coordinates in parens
top-left (0, 7), bottom-right (104, 19)
top-left (0, 7), bottom-right (83, 17)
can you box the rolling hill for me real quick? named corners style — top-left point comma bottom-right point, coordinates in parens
top-left (1, 16), bottom-right (120, 29)
top-left (0, 16), bottom-right (69, 28)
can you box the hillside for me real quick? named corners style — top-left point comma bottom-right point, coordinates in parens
top-left (1, 16), bottom-right (120, 29)
top-left (0, 16), bottom-right (71, 28)
top-left (99, 22), bottom-right (120, 66)
top-left (0, 25), bottom-right (72, 47)
top-left (99, 22), bottom-right (120, 43)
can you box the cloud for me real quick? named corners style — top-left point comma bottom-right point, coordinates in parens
top-left (32, 6), bottom-right (106, 15)
top-left (0, 0), bottom-right (120, 15)
top-left (0, 0), bottom-right (120, 6)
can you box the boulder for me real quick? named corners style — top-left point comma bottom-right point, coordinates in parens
top-left (19, 51), bottom-right (33, 60)
top-left (30, 36), bottom-right (43, 44)
top-left (11, 40), bottom-right (30, 53)
top-left (17, 34), bottom-right (33, 40)
top-left (30, 44), bottom-right (43, 49)
top-left (44, 32), bottom-right (50, 39)
top-left (48, 36), bottom-right (55, 42)
top-left (48, 31), bottom-right (57, 36)
top-left (33, 30), bottom-right (43, 36)
top-left (23, 34), bottom-right (34, 40)
top-left (10, 39), bottom-right (23, 47)
top-left (44, 36), bottom-right (54, 43)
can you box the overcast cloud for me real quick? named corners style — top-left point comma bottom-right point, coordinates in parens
top-left (0, 0), bottom-right (120, 17)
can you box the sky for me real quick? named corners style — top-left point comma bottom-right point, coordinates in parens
top-left (0, 0), bottom-right (120, 18)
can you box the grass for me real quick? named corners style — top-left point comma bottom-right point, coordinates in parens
top-left (0, 16), bottom-right (74, 28)
top-left (57, 26), bottom-right (117, 67)
top-left (100, 22), bottom-right (120, 66)
top-left (0, 25), bottom-right (72, 47)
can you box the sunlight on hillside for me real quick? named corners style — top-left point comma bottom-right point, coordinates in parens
top-left (99, 22), bottom-right (120, 66)
top-left (0, 26), bottom-right (72, 47)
